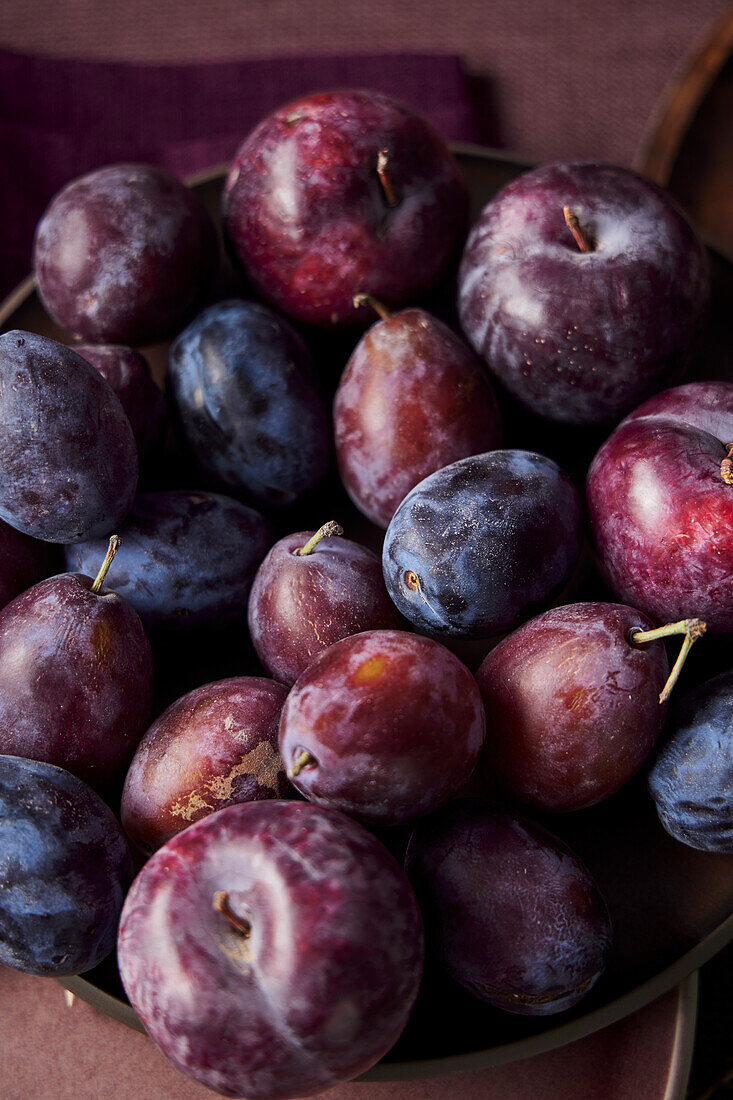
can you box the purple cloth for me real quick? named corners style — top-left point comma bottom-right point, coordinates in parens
top-left (0, 50), bottom-right (480, 301)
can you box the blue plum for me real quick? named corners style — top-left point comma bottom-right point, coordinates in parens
top-left (649, 670), bottom-right (733, 851)
top-left (167, 300), bottom-right (330, 510)
top-left (382, 450), bottom-right (583, 638)
top-left (0, 755), bottom-right (134, 976)
top-left (0, 331), bottom-right (137, 543)
top-left (406, 800), bottom-right (612, 1015)
top-left (64, 490), bottom-right (273, 632)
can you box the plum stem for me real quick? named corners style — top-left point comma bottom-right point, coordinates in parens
top-left (377, 148), bottom-right (397, 207)
top-left (563, 206), bottom-right (592, 253)
top-left (290, 749), bottom-right (316, 777)
top-left (297, 521), bottom-right (344, 556)
top-left (721, 443), bottom-right (733, 485)
top-left (353, 294), bottom-right (392, 322)
top-left (91, 535), bottom-right (121, 594)
top-left (630, 618), bottom-right (707, 704)
top-left (213, 891), bottom-right (251, 937)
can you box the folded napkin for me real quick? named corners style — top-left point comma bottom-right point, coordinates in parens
top-left (0, 49), bottom-right (480, 302)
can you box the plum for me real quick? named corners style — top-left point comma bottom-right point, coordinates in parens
top-left (64, 490), bottom-right (272, 631)
top-left (649, 670), bottom-right (733, 851)
top-left (587, 382), bottom-right (733, 633)
top-left (382, 450), bottom-right (583, 638)
top-left (33, 163), bottom-right (218, 345)
top-left (75, 344), bottom-right (168, 467)
top-left (122, 676), bottom-right (291, 853)
top-left (278, 629), bottom-right (485, 825)
top-left (406, 800), bottom-right (612, 1014)
top-left (475, 602), bottom-right (701, 812)
top-left (0, 755), bottom-right (134, 976)
top-left (247, 522), bottom-right (402, 686)
top-left (167, 300), bottom-right (330, 509)
top-left (0, 331), bottom-right (137, 543)
top-left (222, 89), bottom-right (469, 327)
top-left (333, 303), bottom-right (501, 527)
top-left (458, 162), bottom-right (710, 425)
top-left (0, 540), bottom-right (153, 790)
top-left (118, 800), bottom-right (423, 1099)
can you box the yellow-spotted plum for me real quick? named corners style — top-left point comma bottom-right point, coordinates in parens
top-left (458, 163), bottom-right (709, 425)
top-left (476, 602), bottom-right (672, 812)
top-left (0, 755), bottom-right (134, 976)
top-left (382, 450), bottom-right (583, 639)
top-left (649, 671), bottom-right (733, 851)
top-left (247, 524), bottom-right (402, 686)
top-left (222, 90), bottom-right (469, 327)
top-left (167, 300), bottom-right (330, 509)
top-left (117, 800), bottom-right (423, 1099)
top-left (0, 331), bottom-right (137, 543)
top-left (122, 677), bottom-right (290, 853)
top-left (406, 800), bottom-right (612, 1015)
top-left (33, 163), bottom-right (218, 345)
top-left (64, 490), bottom-right (272, 631)
top-left (334, 305), bottom-right (501, 527)
top-left (0, 552), bottom-right (153, 791)
top-left (278, 630), bottom-right (485, 825)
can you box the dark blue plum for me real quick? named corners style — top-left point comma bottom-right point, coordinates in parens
top-left (64, 490), bottom-right (273, 631)
top-left (167, 300), bottom-right (330, 509)
top-left (0, 755), bottom-right (134, 976)
top-left (382, 450), bottom-right (583, 638)
top-left (0, 331), bottom-right (137, 543)
top-left (649, 670), bottom-right (733, 852)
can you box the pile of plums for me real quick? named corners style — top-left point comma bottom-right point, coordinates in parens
top-left (1, 86), bottom-right (732, 1100)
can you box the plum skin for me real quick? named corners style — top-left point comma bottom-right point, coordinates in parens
top-left (587, 382), bottom-right (733, 633)
top-left (0, 331), bottom-right (137, 544)
top-left (334, 308), bottom-right (501, 528)
top-left (382, 450), bottom-right (583, 639)
top-left (64, 490), bottom-right (273, 632)
top-left (649, 670), bottom-right (733, 851)
top-left (458, 162), bottom-right (710, 425)
top-left (0, 755), bottom-right (134, 976)
top-left (33, 163), bottom-right (218, 345)
top-left (118, 800), bottom-right (424, 1100)
top-left (167, 300), bottom-right (330, 509)
top-left (278, 629), bottom-right (485, 825)
top-left (477, 602), bottom-right (669, 812)
top-left (122, 676), bottom-right (291, 853)
top-left (0, 572), bottom-right (153, 791)
top-left (222, 89), bottom-right (469, 327)
top-left (406, 800), bottom-right (612, 1015)
top-left (247, 530), bottom-right (403, 686)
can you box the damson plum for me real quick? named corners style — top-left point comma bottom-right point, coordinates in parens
top-left (34, 163), bottom-right (218, 345)
top-left (0, 543), bottom-right (153, 790)
top-left (587, 382), bottom-right (733, 633)
top-left (64, 490), bottom-right (272, 631)
top-left (649, 671), bottom-right (733, 851)
top-left (333, 304), bottom-right (501, 527)
top-left (0, 331), bottom-right (137, 543)
top-left (458, 162), bottom-right (709, 425)
top-left (278, 630), bottom-right (485, 825)
top-left (476, 602), bottom-right (687, 812)
top-left (382, 450), bottom-right (583, 639)
top-left (248, 523), bottom-right (402, 686)
top-left (75, 344), bottom-right (168, 467)
top-left (0, 756), bottom-right (134, 976)
top-left (222, 89), bottom-right (469, 327)
top-left (168, 300), bottom-right (330, 510)
top-left (406, 800), bottom-right (612, 1014)
top-left (118, 800), bottom-right (423, 1099)
top-left (0, 519), bottom-right (59, 611)
top-left (122, 677), bottom-right (290, 853)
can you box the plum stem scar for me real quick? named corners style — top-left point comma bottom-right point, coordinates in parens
top-left (213, 891), bottom-right (251, 937)
top-left (291, 749), bottom-right (316, 777)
